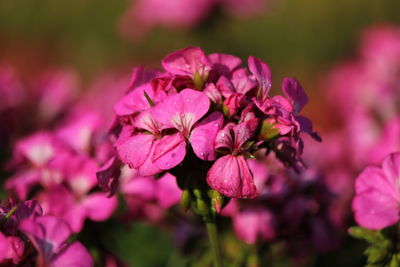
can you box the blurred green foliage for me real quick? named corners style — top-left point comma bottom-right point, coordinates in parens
top-left (1, 0), bottom-right (399, 83)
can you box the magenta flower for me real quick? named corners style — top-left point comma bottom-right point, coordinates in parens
top-left (232, 207), bottom-right (275, 244)
top-left (352, 152), bottom-right (400, 230)
top-left (206, 121), bottom-right (258, 198)
top-left (118, 88), bottom-right (223, 174)
top-left (39, 155), bottom-right (117, 232)
top-left (19, 215), bottom-right (93, 267)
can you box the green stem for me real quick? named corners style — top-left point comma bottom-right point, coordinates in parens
top-left (206, 219), bottom-right (223, 267)
top-left (4, 206), bottom-right (17, 220)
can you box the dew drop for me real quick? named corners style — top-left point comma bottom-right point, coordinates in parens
top-left (171, 153), bottom-right (176, 158)
top-left (165, 162), bottom-right (170, 167)
top-left (214, 123), bottom-right (219, 127)
top-left (221, 133), bottom-right (225, 137)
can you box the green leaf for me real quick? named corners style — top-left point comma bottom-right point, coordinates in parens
top-left (348, 226), bottom-right (384, 243)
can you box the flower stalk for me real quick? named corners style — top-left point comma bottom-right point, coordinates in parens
top-left (205, 217), bottom-right (223, 267)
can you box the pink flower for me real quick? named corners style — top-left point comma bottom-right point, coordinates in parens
top-left (206, 121), bottom-right (258, 198)
top-left (149, 89), bottom-right (223, 167)
top-left (19, 216), bottom-right (93, 267)
top-left (232, 207), bottom-right (275, 244)
top-left (352, 152), bottom-right (400, 230)
top-left (119, 0), bottom-right (214, 39)
top-left (39, 155), bottom-right (117, 232)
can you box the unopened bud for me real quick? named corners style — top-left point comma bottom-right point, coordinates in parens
top-left (180, 190), bottom-right (191, 211)
top-left (209, 190), bottom-right (223, 214)
top-left (259, 119), bottom-right (280, 140)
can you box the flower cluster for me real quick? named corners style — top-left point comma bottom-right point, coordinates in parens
top-left (100, 46), bottom-right (320, 202)
top-left (326, 25), bottom-right (400, 169)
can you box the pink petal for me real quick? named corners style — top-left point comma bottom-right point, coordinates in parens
top-left (43, 186), bottom-right (86, 233)
top-left (113, 84), bottom-right (154, 116)
top-left (233, 207), bottom-right (275, 244)
top-left (55, 111), bottom-right (101, 153)
top-left (215, 123), bottom-right (235, 151)
top-left (0, 233), bottom-right (10, 262)
top-left (151, 89), bottom-right (210, 135)
top-left (15, 132), bottom-right (55, 167)
top-left (247, 159), bottom-right (269, 194)
top-left (83, 193), bottom-right (117, 222)
top-left (231, 68), bottom-right (257, 95)
top-left (162, 47), bottom-right (210, 78)
top-left (353, 165), bottom-right (399, 229)
top-left (51, 242), bottom-right (93, 267)
top-left (190, 111), bottom-right (224, 161)
top-left (206, 155), bottom-right (256, 199)
top-left (232, 120), bottom-right (257, 150)
top-left (96, 157), bottom-right (121, 197)
top-left (295, 115), bottom-right (322, 141)
top-left (281, 77), bottom-right (308, 114)
top-left (208, 53), bottom-right (242, 76)
top-left (121, 176), bottom-right (156, 200)
top-left (127, 66), bottom-right (162, 92)
top-left (19, 216), bottom-right (71, 261)
top-left (248, 56), bottom-right (272, 100)
top-left (155, 173), bottom-right (181, 208)
top-left (66, 156), bottom-right (99, 196)
top-left (6, 236), bottom-right (25, 264)
top-left (203, 83), bottom-right (222, 103)
top-left (5, 170), bottom-right (40, 200)
top-left (117, 134), bottom-right (154, 169)
top-left (381, 153), bottom-right (400, 195)
top-left (152, 133), bottom-right (187, 170)
top-left (133, 110), bottom-right (164, 133)
top-left (13, 200), bottom-right (43, 223)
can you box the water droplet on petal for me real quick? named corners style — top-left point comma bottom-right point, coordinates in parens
top-left (221, 133), bottom-right (225, 137)
top-left (214, 123), bottom-right (219, 127)
top-left (171, 153), bottom-right (176, 158)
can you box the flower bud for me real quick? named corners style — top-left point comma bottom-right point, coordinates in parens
top-left (180, 189), bottom-right (191, 212)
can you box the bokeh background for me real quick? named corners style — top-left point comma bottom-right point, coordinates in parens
top-left (1, 0), bottom-right (400, 266)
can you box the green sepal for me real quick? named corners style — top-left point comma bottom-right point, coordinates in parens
top-left (193, 71), bottom-right (206, 90)
top-left (180, 189), bottom-right (191, 212)
top-left (348, 226), bottom-right (385, 243)
top-left (389, 255), bottom-right (400, 267)
top-left (259, 119), bottom-right (280, 140)
top-left (208, 190), bottom-right (223, 214)
top-left (364, 246), bottom-right (389, 264)
top-left (143, 91), bottom-right (154, 107)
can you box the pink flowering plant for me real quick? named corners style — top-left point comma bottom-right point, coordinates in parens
top-left (99, 46), bottom-right (320, 266)
top-left (349, 152), bottom-right (400, 266)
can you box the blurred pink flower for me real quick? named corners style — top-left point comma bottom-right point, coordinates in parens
top-left (19, 216), bottom-right (93, 267)
top-left (352, 152), bottom-right (400, 230)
